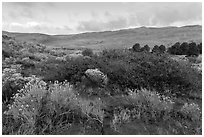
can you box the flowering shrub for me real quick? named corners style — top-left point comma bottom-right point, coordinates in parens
top-left (180, 102), bottom-right (201, 121)
top-left (3, 79), bottom-right (106, 134)
top-left (113, 89), bottom-right (175, 123)
top-left (85, 68), bottom-right (108, 87)
top-left (107, 88), bottom-right (202, 135)
top-left (2, 65), bottom-right (28, 103)
top-left (3, 76), bottom-right (47, 134)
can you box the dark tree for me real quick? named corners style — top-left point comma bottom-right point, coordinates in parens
top-left (180, 42), bottom-right (189, 55)
top-left (167, 42), bottom-right (181, 55)
top-left (141, 45), bottom-right (150, 52)
top-left (159, 45), bottom-right (166, 53)
top-left (152, 45), bottom-right (160, 53)
top-left (197, 43), bottom-right (202, 54)
top-left (132, 43), bottom-right (141, 52)
top-left (187, 42), bottom-right (199, 56)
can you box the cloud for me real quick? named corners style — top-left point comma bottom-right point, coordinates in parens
top-left (77, 3), bottom-right (201, 33)
top-left (104, 11), bottom-right (111, 17)
top-left (4, 21), bottom-right (72, 35)
top-left (126, 2), bottom-right (202, 27)
top-left (77, 17), bottom-right (128, 32)
top-left (3, 2), bottom-right (202, 34)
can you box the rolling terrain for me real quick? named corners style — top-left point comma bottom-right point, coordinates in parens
top-left (3, 25), bottom-right (202, 49)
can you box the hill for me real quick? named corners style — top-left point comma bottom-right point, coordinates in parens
top-left (3, 25), bottom-right (202, 49)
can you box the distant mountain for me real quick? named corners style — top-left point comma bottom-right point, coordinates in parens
top-left (3, 25), bottom-right (202, 49)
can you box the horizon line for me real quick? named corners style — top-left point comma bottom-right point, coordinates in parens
top-left (2, 24), bottom-right (202, 36)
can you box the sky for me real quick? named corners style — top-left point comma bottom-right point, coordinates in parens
top-left (2, 2), bottom-right (202, 35)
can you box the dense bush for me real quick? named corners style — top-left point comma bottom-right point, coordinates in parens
top-left (3, 80), bottom-right (106, 135)
top-left (31, 49), bottom-right (202, 98)
top-left (3, 79), bottom-right (201, 135)
top-left (168, 42), bottom-right (181, 55)
top-left (187, 42), bottom-right (199, 56)
top-left (132, 43), bottom-right (141, 52)
top-left (140, 45), bottom-right (150, 52)
top-left (180, 42), bottom-right (189, 55)
top-left (106, 89), bottom-right (201, 134)
top-left (152, 45), bottom-right (160, 53)
top-left (2, 65), bottom-right (30, 104)
top-left (82, 48), bottom-right (94, 57)
top-left (2, 49), bottom-right (13, 59)
top-left (168, 42), bottom-right (201, 56)
top-left (159, 45), bottom-right (166, 53)
top-left (197, 43), bottom-right (202, 54)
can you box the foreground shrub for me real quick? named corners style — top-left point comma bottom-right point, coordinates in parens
top-left (107, 89), bottom-right (201, 135)
top-left (179, 102), bottom-right (201, 121)
top-left (3, 77), bottom-right (47, 134)
top-left (4, 79), bottom-right (106, 135)
top-left (2, 65), bottom-right (30, 104)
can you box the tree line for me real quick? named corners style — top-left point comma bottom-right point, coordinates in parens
top-left (131, 42), bottom-right (202, 56)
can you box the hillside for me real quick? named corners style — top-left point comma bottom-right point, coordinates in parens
top-left (3, 25), bottom-right (202, 49)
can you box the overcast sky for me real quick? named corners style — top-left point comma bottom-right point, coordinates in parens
top-left (2, 2), bottom-right (202, 35)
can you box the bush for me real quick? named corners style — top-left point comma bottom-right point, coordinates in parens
top-left (140, 45), bottom-right (150, 52)
top-left (31, 49), bottom-right (201, 98)
top-left (152, 45), bottom-right (160, 53)
top-left (2, 49), bottom-right (13, 59)
top-left (3, 79), bottom-right (106, 135)
top-left (3, 77), bottom-right (48, 134)
top-left (197, 43), bottom-right (202, 54)
top-left (180, 42), bottom-right (189, 55)
top-left (82, 48), bottom-right (94, 57)
top-left (168, 42), bottom-right (200, 56)
top-left (132, 43), bottom-right (141, 52)
top-left (159, 45), bottom-right (166, 53)
top-left (179, 102), bottom-right (201, 121)
top-left (2, 66), bottom-right (29, 104)
top-left (167, 42), bottom-right (181, 55)
top-left (107, 88), bottom-right (201, 135)
top-left (187, 42), bottom-right (199, 56)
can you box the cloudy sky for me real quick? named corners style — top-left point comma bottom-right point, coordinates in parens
top-left (2, 2), bottom-right (202, 35)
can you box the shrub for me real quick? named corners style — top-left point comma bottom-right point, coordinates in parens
top-left (197, 43), bottom-right (202, 54)
top-left (132, 43), bottom-right (141, 52)
top-left (159, 45), bottom-right (166, 53)
top-left (152, 45), bottom-right (160, 53)
top-left (4, 79), bottom-right (106, 135)
top-left (168, 42), bottom-right (200, 56)
top-left (168, 42), bottom-right (181, 55)
top-left (187, 42), bottom-right (199, 56)
top-left (2, 49), bottom-right (13, 59)
top-left (33, 49), bottom-right (201, 98)
top-left (179, 102), bottom-right (201, 121)
top-left (82, 48), bottom-right (94, 57)
top-left (140, 45), bottom-right (150, 52)
top-left (180, 42), bottom-right (189, 55)
top-left (107, 89), bottom-right (175, 132)
top-left (3, 77), bottom-right (48, 134)
top-left (2, 65), bottom-right (30, 104)
top-left (108, 89), bottom-right (201, 135)
top-left (126, 89), bottom-right (174, 121)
